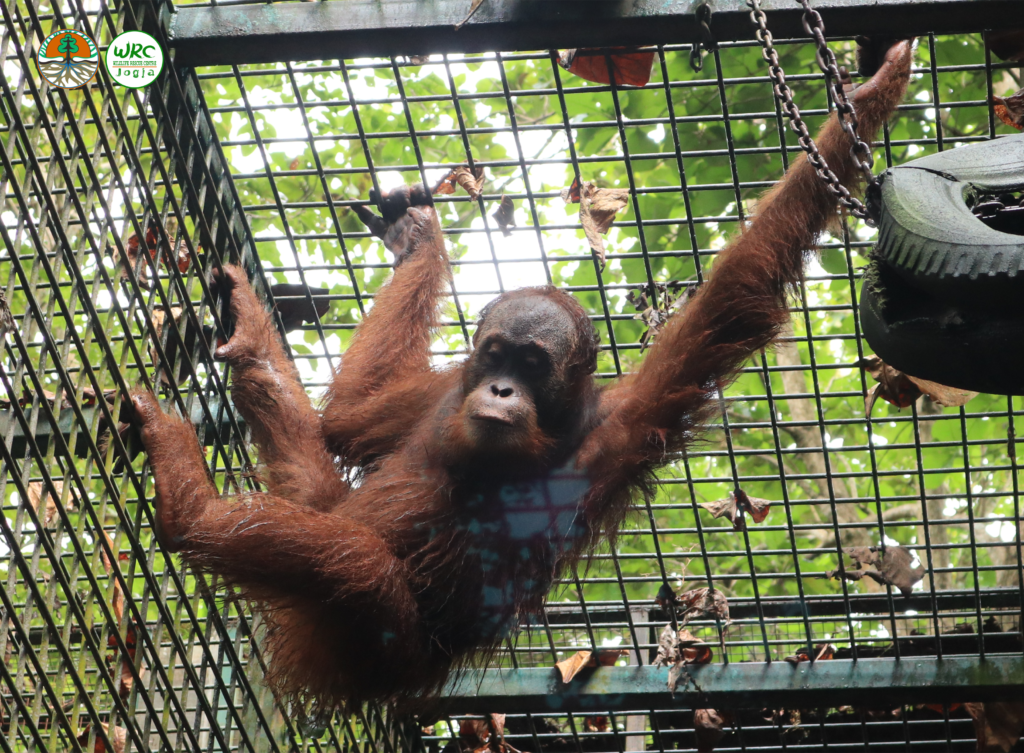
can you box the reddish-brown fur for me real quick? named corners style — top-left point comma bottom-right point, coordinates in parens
top-left (132, 41), bottom-right (911, 711)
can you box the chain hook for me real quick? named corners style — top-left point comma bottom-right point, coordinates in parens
top-left (689, 2), bottom-right (717, 72)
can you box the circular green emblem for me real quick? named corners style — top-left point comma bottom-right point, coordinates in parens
top-left (36, 29), bottom-right (99, 90)
top-left (105, 30), bottom-right (164, 89)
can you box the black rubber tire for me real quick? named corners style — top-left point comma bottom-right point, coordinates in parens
top-left (860, 133), bottom-right (1024, 395)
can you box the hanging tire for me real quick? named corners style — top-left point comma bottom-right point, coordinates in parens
top-left (860, 133), bottom-right (1024, 396)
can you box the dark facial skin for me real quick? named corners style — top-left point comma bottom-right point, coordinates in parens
top-left (462, 294), bottom-right (581, 449)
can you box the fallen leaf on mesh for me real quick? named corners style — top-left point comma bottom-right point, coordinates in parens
top-left (99, 530), bottom-right (125, 575)
top-left (694, 709), bottom-right (733, 753)
top-left (558, 48), bottom-right (655, 87)
top-left (270, 283), bottom-right (331, 332)
top-left (455, 714), bottom-right (518, 753)
top-left (987, 30), bottom-right (1024, 62)
top-left (994, 88), bottom-right (1024, 130)
top-left (25, 480), bottom-right (65, 527)
top-left (966, 701), bottom-right (1024, 752)
top-left (677, 587), bottom-right (731, 629)
top-left (119, 217), bottom-right (191, 288)
top-left (653, 623), bottom-right (714, 667)
top-left (677, 629), bottom-right (713, 665)
top-left (554, 648), bottom-right (626, 683)
top-left (77, 722), bottom-right (127, 753)
top-left (0, 289), bottom-right (13, 341)
top-left (826, 545), bottom-right (924, 597)
top-left (700, 489), bottom-right (771, 531)
top-left (574, 181), bottom-right (630, 269)
top-left (560, 176), bottom-right (581, 204)
top-left (458, 719), bottom-right (490, 749)
top-left (858, 356), bottom-right (976, 415)
top-left (667, 661), bottom-right (695, 696)
top-left (100, 530), bottom-right (131, 622)
top-left (783, 643), bottom-right (835, 664)
top-left (555, 650), bottom-right (593, 683)
top-left (627, 282), bottom-right (694, 353)
top-left (492, 195), bottom-right (516, 237)
top-left (434, 165), bottom-right (485, 200)
top-left (454, 0), bottom-right (486, 30)
top-left (106, 619), bottom-right (140, 700)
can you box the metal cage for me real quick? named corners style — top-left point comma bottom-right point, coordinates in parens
top-left (2, 0), bottom-right (1023, 751)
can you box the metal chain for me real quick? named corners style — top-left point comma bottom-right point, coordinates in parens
top-left (746, 0), bottom-right (878, 223)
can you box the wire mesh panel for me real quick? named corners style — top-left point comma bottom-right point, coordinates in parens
top-left (0, 0), bottom-right (407, 751)
top-left (188, 25), bottom-right (1024, 753)
top-left (2, 0), bottom-right (1024, 750)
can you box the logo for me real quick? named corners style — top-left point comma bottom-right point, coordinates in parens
top-left (105, 31), bottom-right (164, 89)
top-left (36, 29), bottom-right (99, 90)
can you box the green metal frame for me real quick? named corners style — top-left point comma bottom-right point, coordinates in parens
top-left (165, 0), bottom-right (1020, 67)
top-left (446, 656), bottom-right (1024, 713)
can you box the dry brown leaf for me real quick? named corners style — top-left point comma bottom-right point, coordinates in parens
top-left (653, 623), bottom-right (678, 667)
top-left (106, 621), bottom-right (140, 700)
top-left (994, 88), bottom-right (1024, 130)
top-left (100, 530), bottom-right (117, 575)
top-left (667, 661), bottom-right (691, 696)
top-left (434, 165), bottom-right (485, 200)
top-left (676, 587), bottom-right (730, 629)
top-left (558, 48), bottom-right (655, 87)
top-left (677, 628), bottom-right (713, 665)
top-left (492, 195), bottom-right (516, 237)
top-left (627, 282), bottom-right (693, 353)
top-left (459, 719), bottom-right (490, 749)
top-left (119, 217), bottom-right (191, 288)
top-left (700, 489), bottom-right (771, 531)
top-left (578, 181), bottom-right (629, 269)
top-left (694, 709), bottom-right (733, 753)
top-left (554, 648), bottom-right (625, 683)
top-left (0, 289), bottom-right (13, 341)
top-left (827, 545), bottom-right (924, 597)
top-left (26, 480), bottom-right (64, 527)
top-left (560, 176), bottom-right (581, 204)
top-left (907, 376), bottom-right (978, 408)
top-left (966, 701), bottom-right (1024, 752)
top-left (555, 650), bottom-right (592, 683)
top-left (455, 166), bottom-right (485, 200)
top-left (858, 356), bottom-right (976, 415)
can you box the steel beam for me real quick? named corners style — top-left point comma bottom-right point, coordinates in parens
top-left (167, 0), bottom-right (1017, 68)
top-left (443, 656), bottom-right (1024, 713)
